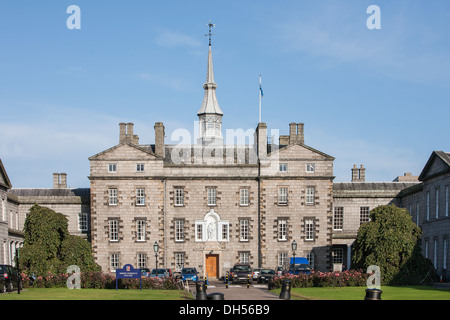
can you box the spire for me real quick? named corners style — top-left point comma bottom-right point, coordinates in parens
top-left (197, 21), bottom-right (223, 116)
top-left (197, 21), bottom-right (223, 145)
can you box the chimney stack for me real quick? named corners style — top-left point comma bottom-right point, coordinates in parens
top-left (288, 123), bottom-right (305, 145)
top-left (53, 173), bottom-right (67, 189)
top-left (119, 123), bottom-right (139, 144)
top-left (154, 122), bottom-right (165, 158)
top-left (351, 165), bottom-right (365, 182)
top-left (256, 122), bottom-right (267, 159)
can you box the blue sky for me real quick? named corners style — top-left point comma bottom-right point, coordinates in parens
top-left (0, 0), bottom-right (449, 188)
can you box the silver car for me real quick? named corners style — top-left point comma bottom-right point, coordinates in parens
top-left (252, 268), bottom-right (262, 281)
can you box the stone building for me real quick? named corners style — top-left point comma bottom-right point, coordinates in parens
top-left (331, 165), bottom-right (418, 270)
top-left (399, 151), bottom-right (450, 279)
top-left (88, 39), bottom-right (335, 277)
top-left (10, 173), bottom-right (91, 241)
top-left (0, 159), bottom-right (23, 266)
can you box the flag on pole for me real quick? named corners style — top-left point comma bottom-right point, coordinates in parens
top-left (259, 76), bottom-right (263, 98)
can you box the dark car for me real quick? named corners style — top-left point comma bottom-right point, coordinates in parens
top-left (231, 264), bottom-right (252, 284)
top-left (257, 269), bottom-right (276, 283)
top-left (0, 265), bottom-right (22, 293)
top-left (149, 268), bottom-right (170, 278)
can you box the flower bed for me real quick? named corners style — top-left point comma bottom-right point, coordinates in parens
top-left (271, 270), bottom-right (370, 288)
top-left (21, 272), bottom-right (183, 290)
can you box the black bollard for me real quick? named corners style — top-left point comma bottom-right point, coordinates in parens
top-left (279, 279), bottom-right (291, 300)
top-left (207, 292), bottom-right (225, 300)
top-left (364, 288), bottom-right (382, 300)
top-left (226, 274), bottom-right (228, 289)
top-left (196, 281), bottom-right (207, 300)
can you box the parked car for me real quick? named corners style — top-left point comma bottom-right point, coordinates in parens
top-left (149, 268), bottom-right (170, 278)
top-left (224, 267), bottom-right (234, 283)
top-left (231, 264), bottom-right (252, 284)
top-left (287, 257), bottom-right (311, 275)
top-left (252, 268), bottom-right (262, 281)
top-left (257, 269), bottom-right (276, 283)
top-left (275, 266), bottom-right (284, 277)
top-left (140, 268), bottom-right (150, 277)
top-left (180, 268), bottom-right (198, 282)
top-left (0, 265), bottom-right (22, 293)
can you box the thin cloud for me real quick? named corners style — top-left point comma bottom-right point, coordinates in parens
top-left (154, 29), bottom-right (202, 48)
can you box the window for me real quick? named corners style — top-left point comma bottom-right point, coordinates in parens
top-left (108, 163), bottom-right (117, 173)
top-left (136, 219), bottom-right (146, 241)
top-left (436, 188), bottom-right (440, 219)
top-left (278, 252), bottom-right (288, 268)
top-left (207, 188), bottom-right (216, 206)
top-left (137, 253), bottom-right (147, 269)
top-left (425, 240), bottom-right (429, 259)
top-left (434, 239), bottom-right (438, 268)
top-left (110, 253), bottom-right (119, 271)
top-left (306, 163), bottom-right (315, 173)
top-left (136, 163), bottom-right (144, 172)
top-left (444, 238), bottom-right (448, 270)
top-left (78, 213), bottom-right (88, 231)
top-left (306, 187), bottom-right (315, 205)
top-left (278, 187), bottom-right (288, 205)
top-left (220, 223), bottom-right (229, 242)
top-left (446, 185), bottom-right (449, 217)
top-left (305, 219), bottom-right (314, 241)
top-left (278, 219), bottom-right (287, 241)
top-left (416, 202), bottom-right (420, 224)
top-left (175, 220), bottom-right (184, 242)
top-left (426, 191), bottom-right (430, 220)
top-left (175, 253), bottom-right (185, 272)
top-left (239, 252), bottom-right (249, 264)
top-left (174, 188), bottom-right (184, 207)
top-left (136, 188), bottom-right (145, 206)
top-left (332, 248), bottom-right (343, 264)
top-left (306, 252), bottom-right (315, 270)
top-left (240, 188), bottom-right (249, 206)
top-left (360, 207), bottom-right (370, 225)
top-left (333, 207), bottom-right (343, 230)
top-left (279, 163), bottom-right (287, 172)
top-left (109, 188), bottom-right (118, 206)
top-left (109, 220), bottom-right (119, 242)
top-left (240, 219), bottom-right (249, 241)
top-left (195, 223), bottom-right (203, 242)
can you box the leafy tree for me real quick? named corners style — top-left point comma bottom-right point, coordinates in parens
top-left (19, 204), bottom-right (100, 276)
top-left (351, 204), bottom-right (436, 285)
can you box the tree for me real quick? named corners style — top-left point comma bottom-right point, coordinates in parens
top-left (20, 204), bottom-right (100, 276)
top-left (351, 204), bottom-right (436, 285)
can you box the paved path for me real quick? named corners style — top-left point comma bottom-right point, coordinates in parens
top-left (186, 280), bottom-right (282, 300)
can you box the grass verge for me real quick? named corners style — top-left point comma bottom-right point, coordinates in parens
top-left (0, 288), bottom-right (193, 300)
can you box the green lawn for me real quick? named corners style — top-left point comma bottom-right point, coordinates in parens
top-left (272, 286), bottom-right (450, 300)
top-left (0, 288), bottom-right (194, 300)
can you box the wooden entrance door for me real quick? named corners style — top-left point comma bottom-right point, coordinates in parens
top-left (205, 254), bottom-right (219, 278)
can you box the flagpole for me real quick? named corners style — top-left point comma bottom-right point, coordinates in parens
top-left (259, 74), bottom-right (262, 123)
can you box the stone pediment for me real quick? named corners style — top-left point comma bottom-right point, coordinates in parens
top-left (419, 151), bottom-right (450, 181)
top-left (268, 143), bottom-right (334, 161)
top-left (0, 159), bottom-right (12, 190)
top-left (88, 142), bottom-right (161, 161)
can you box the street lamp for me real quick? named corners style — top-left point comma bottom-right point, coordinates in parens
top-left (291, 240), bottom-right (297, 275)
top-left (153, 241), bottom-right (159, 278)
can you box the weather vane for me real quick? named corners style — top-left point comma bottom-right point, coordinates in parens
top-left (206, 20), bottom-right (215, 46)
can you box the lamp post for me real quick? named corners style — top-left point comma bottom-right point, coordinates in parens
top-left (153, 241), bottom-right (159, 278)
top-left (291, 240), bottom-right (297, 275)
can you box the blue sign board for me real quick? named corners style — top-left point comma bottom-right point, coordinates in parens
top-left (116, 264), bottom-right (142, 290)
